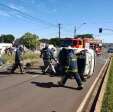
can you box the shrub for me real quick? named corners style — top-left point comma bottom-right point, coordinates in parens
top-left (1, 52), bottom-right (40, 64)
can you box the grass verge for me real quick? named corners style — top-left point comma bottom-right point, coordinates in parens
top-left (101, 58), bottom-right (113, 112)
top-left (1, 52), bottom-right (40, 64)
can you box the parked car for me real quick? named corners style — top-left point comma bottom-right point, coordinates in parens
top-left (108, 48), bottom-right (113, 53)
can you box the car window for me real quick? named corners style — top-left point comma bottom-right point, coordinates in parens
top-left (109, 48), bottom-right (113, 50)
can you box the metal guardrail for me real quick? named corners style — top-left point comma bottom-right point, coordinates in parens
top-left (94, 56), bottom-right (113, 112)
top-left (76, 56), bottom-right (111, 112)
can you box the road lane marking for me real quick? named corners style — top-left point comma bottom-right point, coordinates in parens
top-left (31, 75), bottom-right (39, 77)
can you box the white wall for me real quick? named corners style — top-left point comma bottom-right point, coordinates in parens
top-left (0, 43), bottom-right (12, 55)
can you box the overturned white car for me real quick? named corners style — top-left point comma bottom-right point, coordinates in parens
top-left (56, 38), bottom-right (95, 78)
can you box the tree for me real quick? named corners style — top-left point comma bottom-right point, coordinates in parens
top-left (0, 34), bottom-right (15, 43)
top-left (20, 32), bottom-right (39, 49)
top-left (75, 34), bottom-right (94, 39)
top-left (39, 39), bottom-right (49, 43)
top-left (49, 37), bottom-right (62, 46)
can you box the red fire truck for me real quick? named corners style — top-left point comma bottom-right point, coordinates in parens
top-left (89, 39), bottom-right (102, 56)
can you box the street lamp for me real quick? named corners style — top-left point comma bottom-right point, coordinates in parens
top-left (74, 22), bottom-right (86, 37)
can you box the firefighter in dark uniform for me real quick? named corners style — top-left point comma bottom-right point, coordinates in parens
top-left (58, 47), bottom-right (83, 89)
top-left (40, 44), bottom-right (56, 74)
top-left (11, 46), bottom-right (24, 74)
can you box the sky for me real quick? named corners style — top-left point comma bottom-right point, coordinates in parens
top-left (0, 0), bottom-right (113, 43)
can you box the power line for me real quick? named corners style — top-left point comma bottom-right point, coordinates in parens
top-left (0, 3), bottom-right (85, 38)
top-left (0, 3), bottom-right (57, 28)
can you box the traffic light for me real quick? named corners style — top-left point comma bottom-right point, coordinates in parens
top-left (99, 28), bottom-right (102, 33)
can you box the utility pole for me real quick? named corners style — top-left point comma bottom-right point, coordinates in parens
top-left (58, 24), bottom-right (61, 38)
top-left (74, 22), bottom-right (86, 38)
top-left (74, 25), bottom-right (76, 38)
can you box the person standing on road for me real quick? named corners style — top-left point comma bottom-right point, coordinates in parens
top-left (40, 44), bottom-right (57, 74)
top-left (58, 47), bottom-right (83, 89)
top-left (11, 46), bottom-right (25, 74)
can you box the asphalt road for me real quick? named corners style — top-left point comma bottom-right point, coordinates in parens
top-left (0, 53), bottom-right (108, 112)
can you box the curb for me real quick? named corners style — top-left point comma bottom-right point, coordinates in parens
top-left (76, 57), bottom-right (110, 112)
top-left (94, 57), bottom-right (112, 112)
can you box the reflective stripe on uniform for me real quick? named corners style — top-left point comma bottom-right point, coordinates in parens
top-left (66, 69), bottom-right (78, 73)
top-left (64, 66), bottom-right (78, 73)
top-left (64, 66), bottom-right (69, 72)
top-left (69, 58), bottom-right (77, 61)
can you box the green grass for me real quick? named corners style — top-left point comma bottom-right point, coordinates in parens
top-left (101, 58), bottom-right (113, 112)
top-left (23, 52), bottom-right (39, 60)
top-left (1, 54), bottom-right (15, 64)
